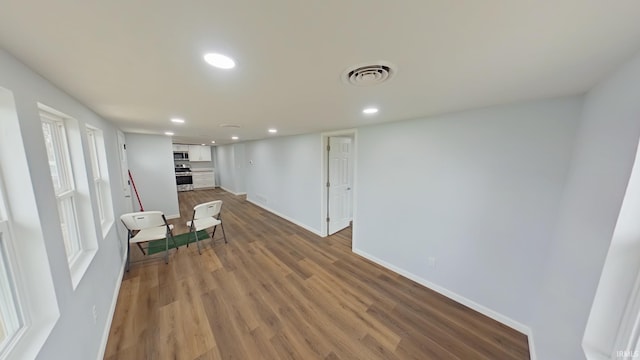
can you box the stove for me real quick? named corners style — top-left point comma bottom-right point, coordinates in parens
top-left (175, 169), bottom-right (193, 175)
top-left (175, 167), bottom-right (193, 191)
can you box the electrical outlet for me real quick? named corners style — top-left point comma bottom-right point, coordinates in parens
top-left (92, 305), bottom-right (97, 324)
top-left (427, 257), bottom-right (436, 268)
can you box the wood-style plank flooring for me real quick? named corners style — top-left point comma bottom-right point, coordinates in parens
top-left (105, 188), bottom-right (530, 359)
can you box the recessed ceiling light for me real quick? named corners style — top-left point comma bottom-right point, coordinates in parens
top-left (164, 131), bottom-right (174, 136)
top-left (268, 128), bottom-right (277, 133)
top-left (201, 143), bottom-right (205, 146)
top-left (211, 140), bottom-right (216, 144)
top-left (231, 136), bottom-right (239, 140)
top-left (204, 53), bottom-right (235, 69)
top-left (363, 107), bottom-right (379, 114)
top-left (171, 118), bottom-right (185, 124)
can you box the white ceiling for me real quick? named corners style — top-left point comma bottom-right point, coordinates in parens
top-left (1, 1), bottom-right (640, 145)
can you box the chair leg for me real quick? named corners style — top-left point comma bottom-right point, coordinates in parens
top-left (126, 239), bottom-right (131, 272)
top-left (170, 231), bottom-right (178, 250)
top-left (211, 226), bottom-right (217, 240)
top-left (220, 222), bottom-right (228, 244)
top-left (164, 237), bottom-right (169, 264)
top-left (195, 228), bottom-right (202, 255)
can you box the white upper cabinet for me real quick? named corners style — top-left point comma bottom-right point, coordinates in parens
top-left (188, 145), bottom-right (211, 162)
top-left (172, 144), bottom-right (189, 152)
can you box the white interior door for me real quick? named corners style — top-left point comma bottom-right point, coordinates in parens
top-left (328, 136), bottom-right (353, 235)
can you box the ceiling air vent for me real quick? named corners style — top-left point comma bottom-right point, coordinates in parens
top-left (219, 124), bottom-right (241, 128)
top-left (343, 62), bottom-right (396, 87)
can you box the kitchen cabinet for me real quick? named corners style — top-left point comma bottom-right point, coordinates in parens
top-left (188, 145), bottom-right (212, 162)
top-left (192, 170), bottom-right (216, 189)
top-left (173, 144), bottom-right (189, 152)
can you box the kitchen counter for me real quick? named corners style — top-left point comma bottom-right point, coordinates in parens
top-left (191, 168), bottom-right (216, 189)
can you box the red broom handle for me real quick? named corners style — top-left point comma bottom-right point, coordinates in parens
top-left (128, 170), bottom-right (144, 211)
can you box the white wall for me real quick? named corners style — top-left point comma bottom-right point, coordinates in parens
top-left (190, 160), bottom-right (215, 170)
top-left (216, 144), bottom-right (237, 193)
top-left (125, 133), bottom-right (180, 218)
top-left (234, 143), bottom-right (246, 194)
top-left (215, 143), bottom-right (247, 195)
top-left (532, 50), bottom-right (640, 360)
top-left (355, 97), bottom-right (582, 330)
top-left (0, 49), bottom-right (128, 360)
top-left (244, 134), bottom-right (323, 235)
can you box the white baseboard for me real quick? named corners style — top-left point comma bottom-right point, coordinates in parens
top-left (219, 186), bottom-right (246, 196)
top-left (528, 329), bottom-right (537, 360)
top-left (166, 214), bottom-right (180, 220)
top-left (246, 198), bottom-right (323, 237)
top-left (96, 256), bottom-right (126, 360)
top-left (352, 248), bottom-right (536, 358)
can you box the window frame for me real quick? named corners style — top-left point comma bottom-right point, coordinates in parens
top-left (86, 128), bottom-right (104, 220)
top-left (39, 104), bottom-right (99, 289)
top-left (86, 125), bottom-right (114, 237)
top-left (41, 112), bottom-right (83, 264)
top-left (0, 87), bottom-right (60, 360)
top-left (0, 215), bottom-right (26, 358)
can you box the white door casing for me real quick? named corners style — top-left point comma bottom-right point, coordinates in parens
top-left (327, 136), bottom-right (353, 235)
top-left (117, 131), bottom-right (133, 212)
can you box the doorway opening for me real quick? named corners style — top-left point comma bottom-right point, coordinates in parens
top-left (321, 129), bottom-right (356, 248)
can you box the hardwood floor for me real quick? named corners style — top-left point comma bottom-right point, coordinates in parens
top-left (105, 188), bottom-right (530, 359)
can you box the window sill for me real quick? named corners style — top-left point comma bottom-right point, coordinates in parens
top-left (70, 248), bottom-right (97, 290)
top-left (1, 313), bottom-right (58, 360)
top-left (101, 220), bottom-right (114, 239)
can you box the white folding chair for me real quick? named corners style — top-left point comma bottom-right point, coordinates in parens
top-left (120, 211), bottom-right (177, 271)
top-left (186, 200), bottom-right (228, 254)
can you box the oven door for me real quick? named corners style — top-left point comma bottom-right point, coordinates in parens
top-left (176, 175), bottom-right (192, 185)
top-left (176, 174), bottom-right (193, 191)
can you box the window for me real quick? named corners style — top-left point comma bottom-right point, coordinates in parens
top-left (0, 213), bottom-right (23, 357)
top-left (41, 111), bottom-right (82, 263)
top-left (87, 128), bottom-right (104, 221)
top-left (40, 105), bottom-right (99, 288)
top-left (86, 126), bottom-right (114, 235)
top-left (0, 88), bottom-right (59, 359)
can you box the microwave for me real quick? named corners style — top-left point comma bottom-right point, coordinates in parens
top-left (173, 151), bottom-right (189, 160)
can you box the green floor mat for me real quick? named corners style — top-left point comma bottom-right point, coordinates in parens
top-left (146, 230), bottom-right (208, 255)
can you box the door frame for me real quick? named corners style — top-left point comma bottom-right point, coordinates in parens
top-left (320, 129), bottom-right (358, 244)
